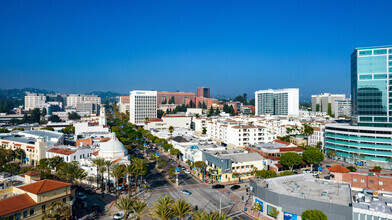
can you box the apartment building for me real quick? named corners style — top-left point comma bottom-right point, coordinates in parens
top-left (311, 93), bottom-right (346, 114)
top-left (24, 93), bottom-right (46, 110)
top-left (334, 98), bottom-right (352, 118)
top-left (129, 90), bottom-right (157, 126)
top-left (46, 145), bottom-right (95, 162)
top-left (66, 94), bottom-right (101, 109)
top-left (145, 115), bottom-right (192, 130)
top-left (255, 88), bottom-right (299, 116)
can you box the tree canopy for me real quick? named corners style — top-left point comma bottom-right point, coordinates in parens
top-left (301, 209), bottom-right (327, 220)
top-left (280, 152), bottom-right (302, 171)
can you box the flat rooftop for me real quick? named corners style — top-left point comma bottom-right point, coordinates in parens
top-left (255, 174), bottom-right (352, 206)
top-left (353, 191), bottom-right (392, 214)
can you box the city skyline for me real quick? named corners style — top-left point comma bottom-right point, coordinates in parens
top-left (1, 1), bottom-right (392, 97)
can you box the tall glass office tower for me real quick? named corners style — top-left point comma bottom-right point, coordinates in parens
top-left (351, 45), bottom-right (392, 127)
top-left (324, 46), bottom-right (392, 168)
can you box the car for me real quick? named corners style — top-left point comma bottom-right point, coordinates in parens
top-left (114, 211), bottom-right (125, 220)
top-left (311, 171), bottom-right (318, 176)
top-left (212, 184), bottom-right (225, 189)
top-left (184, 170), bottom-right (190, 174)
top-left (326, 164), bottom-right (333, 168)
top-left (230, 185), bottom-right (240, 190)
top-left (303, 169), bottom-right (311, 174)
top-left (180, 189), bottom-right (192, 195)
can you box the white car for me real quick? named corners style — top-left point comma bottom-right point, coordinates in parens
top-left (184, 170), bottom-right (190, 174)
top-left (114, 211), bottom-right (124, 220)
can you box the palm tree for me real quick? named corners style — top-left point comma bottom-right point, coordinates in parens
top-left (172, 199), bottom-right (193, 220)
top-left (111, 164), bottom-right (125, 200)
top-left (132, 157), bottom-right (148, 197)
top-left (44, 201), bottom-right (72, 220)
top-left (115, 196), bottom-right (134, 220)
top-left (131, 199), bottom-right (150, 220)
top-left (57, 161), bottom-right (80, 184)
top-left (152, 195), bottom-right (174, 220)
top-left (92, 157), bottom-right (106, 190)
top-left (125, 164), bottom-right (136, 196)
top-left (105, 160), bottom-right (113, 193)
top-left (168, 126), bottom-right (174, 136)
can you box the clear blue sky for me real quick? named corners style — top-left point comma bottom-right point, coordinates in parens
top-left (0, 0), bottom-right (391, 99)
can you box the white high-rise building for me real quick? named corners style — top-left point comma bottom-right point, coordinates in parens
top-left (334, 99), bottom-right (352, 118)
top-left (129, 90), bottom-right (157, 126)
top-left (311, 93), bottom-right (346, 114)
top-left (255, 88), bottom-right (299, 116)
top-left (24, 92), bottom-right (47, 110)
top-left (66, 94), bottom-right (101, 109)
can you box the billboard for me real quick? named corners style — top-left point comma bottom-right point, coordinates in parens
top-left (284, 212), bottom-right (298, 220)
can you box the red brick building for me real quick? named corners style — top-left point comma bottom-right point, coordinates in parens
top-left (329, 165), bottom-right (392, 192)
top-left (157, 92), bottom-right (195, 107)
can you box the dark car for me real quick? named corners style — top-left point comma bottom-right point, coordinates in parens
top-left (212, 184), bottom-right (225, 189)
top-left (230, 185), bottom-right (240, 190)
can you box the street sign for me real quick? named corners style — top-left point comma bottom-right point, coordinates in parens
top-left (318, 166), bottom-right (322, 172)
top-left (175, 167), bottom-right (180, 174)
top-left (144, 142), bottom-right (147, 146)
top-left (155, 152), bottom-right (159, 157)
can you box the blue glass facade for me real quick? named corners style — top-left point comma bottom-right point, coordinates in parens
top-left (352, 45), bottom-right (392, 127)
top-left (324, 125), bottom-right (392, 162)
top-left (325, 46), bottom-right (392, 166)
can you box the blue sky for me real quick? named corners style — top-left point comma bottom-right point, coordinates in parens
top-left (0, 0), bottom-right (391, 99)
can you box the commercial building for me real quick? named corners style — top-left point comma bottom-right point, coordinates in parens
top-left (0, 130), bottom-right (64, 165)
top-left (118, 96), bottom-right (130, 113)
top-left (255, 88), bottom-right (299, 116)
top-left (129, 90), bottom-right (157, 126)
top-left (351, 45), bottom-right (392, 127)
top-left (24, 93), bottom-right (46, 111)
top-left (197, 87), bottom-right (210, 98)
top-left (157, 91), bottom-right (195, 107)
top-left (311, 93), bottom-right (346, 115)
top-left (76, 102), bottom-right (100, 114)
top-left (334, 98), bottom-right (352, 118)
top-left (325, 45), bottom-right (392, 167)
top-left (0, 177), bottom-right (72, 220)
top-left (66, 94), bottom-right (101, 109)
top-left (325, 124), bottom-right (392, 168)
top-left (201, 150), bottom-right (264, 182)
top-left (249, 174), bottom-right (353, 220)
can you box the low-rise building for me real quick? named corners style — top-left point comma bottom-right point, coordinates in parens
top-left (0, 130), bottom-right (64, 165)
top-left (250, 174), bottom-right (353, 220)
top-left (0, 177), bottom-right (72, 220)
top-left (46, 145), bottom-right (95, 163)
top-left (145, 116), bottom-right (192, 130)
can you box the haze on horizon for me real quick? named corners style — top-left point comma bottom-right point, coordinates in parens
top-left (0, 0), bottom-right (391, 98)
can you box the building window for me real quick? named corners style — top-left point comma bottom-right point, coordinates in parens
top-left (353, 178), bottom-right (357, 182)
top-left (369, 180), bottom-right (374, 184)
top-left (30, 209), bottom-right (34, 216)
top-left (361, 179), bottom-right (365, 183)
top-left (63, 198), bottom-right (67, 202)
top-left (380, 181), bottom-right (384, 185)
top-left (23, 211), bottom-right (28, 218)
top-left (42, 205), bottom-right (46, 212)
